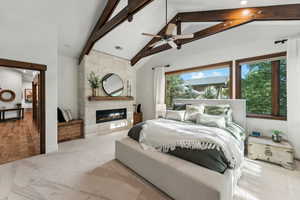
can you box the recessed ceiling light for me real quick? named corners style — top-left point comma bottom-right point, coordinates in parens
top-left (115, 46), bottom-right (123, 50)
top-left (242, 9), bottom-right (250, 16)
top-left (240, 0), bottom-right (248, 6)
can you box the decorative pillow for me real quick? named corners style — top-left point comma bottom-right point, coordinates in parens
top-left (196, 113), bottom-right (227, 129)
top-left (184, 105), bottom-right (203, 122)
top-left (65, 109), bottom-right (73, 121)
top-left (202, 104), bottom-right (232, 123)
top-left (173, 103), bottom-right (188, 111)
top-left (166, 110), bottom-right (185, 121)
top-left (60, 108), bottom-right (70, 122)
top-left (226, 122), bottom-right (246, 141)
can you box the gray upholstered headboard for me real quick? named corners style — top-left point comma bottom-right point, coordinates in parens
top-left (174, 99), bottom-right (247, 128)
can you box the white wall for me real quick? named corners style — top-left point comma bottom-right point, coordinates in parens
top-left (136, 24), bottom-right (300, 156)
top-left (58, 55), bottom-right (79, 119)
top-left (22, 81), bottom-right (33, 109)
top-left (0, 18), bottom-right (58, 153)
top-left (0, 68), bottom-right (22, 118)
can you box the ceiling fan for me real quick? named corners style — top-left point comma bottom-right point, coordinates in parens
top-left (141, 0), bottom-right (194, 49)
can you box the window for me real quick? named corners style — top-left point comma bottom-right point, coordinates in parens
top-left (165, 62), bottom-right (232, 109)
top-left (236, 52), bottom-right (287, 120)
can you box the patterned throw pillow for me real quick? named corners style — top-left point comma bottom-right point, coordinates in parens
top-left (196, 113), bottom-right (227, 129)
top-left (184, 105), bottom-right (203, 122)
top-left (202, 104), bottom-right (232, 123)
top-left (166, 110), bottom-right (185, 121)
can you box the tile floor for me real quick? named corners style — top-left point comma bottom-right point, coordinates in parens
top-left (0, 130), bottom-right (299, 200)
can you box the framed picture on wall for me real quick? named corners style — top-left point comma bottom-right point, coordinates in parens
top-left (25, 89), bottom-right (33, 103)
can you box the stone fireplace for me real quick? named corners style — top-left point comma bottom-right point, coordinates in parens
top-left (79, 50), bottom-right (136, 137)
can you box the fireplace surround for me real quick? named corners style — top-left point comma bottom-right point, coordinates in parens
top-left (79, 51), bottom-right (136, 137)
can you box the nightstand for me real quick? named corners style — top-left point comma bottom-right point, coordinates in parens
top-left (133, 112), bottom-right (143, 125)
top-left (248, 136), bottom-right (295, 170)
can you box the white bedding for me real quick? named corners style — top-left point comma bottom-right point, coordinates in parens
top-left (139, 118), bottom-right (244, 169)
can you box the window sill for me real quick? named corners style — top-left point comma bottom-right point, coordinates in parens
top-left (246, 114), bottom-right (287, 121)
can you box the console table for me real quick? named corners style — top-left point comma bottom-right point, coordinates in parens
top-left (0, 108), bottom-right (24, 122)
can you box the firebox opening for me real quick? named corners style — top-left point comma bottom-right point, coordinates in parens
top-left (96, 108), bottom-right (127, 124)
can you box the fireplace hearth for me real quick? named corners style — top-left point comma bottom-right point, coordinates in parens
top-left (96, 108), bottom-right (127, 124)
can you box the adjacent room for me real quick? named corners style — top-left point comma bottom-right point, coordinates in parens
top-left (1, 0), bottom-right (300, 200)
top-left (0, 66), bottom-right (43, 164)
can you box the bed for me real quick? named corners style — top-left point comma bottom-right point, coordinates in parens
top-left (116, 99), bottom-right (246, 200)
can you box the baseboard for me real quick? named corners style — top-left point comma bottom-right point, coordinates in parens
top-left (46, 144), bottom-right (58, 154)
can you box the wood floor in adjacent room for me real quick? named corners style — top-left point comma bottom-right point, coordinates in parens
top-left (0, 131), bottom-right (299, 200)
top-left (0, 111), bottom-right (40, 165)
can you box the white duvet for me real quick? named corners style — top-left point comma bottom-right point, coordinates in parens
top-left (139, 119), bottom-right (244, 169)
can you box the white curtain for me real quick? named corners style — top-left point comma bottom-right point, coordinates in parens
top-left (153, 67), bottom-right (166, 118)
top-left (287, 36), bottom-right (300, 159)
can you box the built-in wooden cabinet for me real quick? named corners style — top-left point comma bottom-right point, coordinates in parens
top-left (58, 120), bottom-right (84, 142)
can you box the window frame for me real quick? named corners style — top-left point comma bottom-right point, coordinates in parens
top-left (235, 52), bottom-right (287, 121)
top-left (165, 61), bottom-right (234, 104)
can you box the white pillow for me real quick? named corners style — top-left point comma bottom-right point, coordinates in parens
top-left (65, 109), bottom-right (73, 121)
top-left (61, 108), bottom-right (70, 122)
top-left (166, 110), bottom-right (185, 121)
top-left (184, 105), bottom-right (203, 122)
top-left (196, 113), bottom-right (226, 129)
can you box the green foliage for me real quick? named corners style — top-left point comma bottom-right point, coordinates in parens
top-left (241, 59), bottom-right (287, 116)
top-left (241, 62), bottom-right (272, 115)
top-left (272, 130), bottom-right (282, 135)
top-left (202, 86), bottom-right (218, 99)
top-left (88, 71), bottom-right (101, 89)
top-left (279, 60), bottom-right (287, 116)
top-left (165, 75), bottom-right (199, 108)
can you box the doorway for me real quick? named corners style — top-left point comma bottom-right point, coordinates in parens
top-left (0, 58), bottom-right (46, 164)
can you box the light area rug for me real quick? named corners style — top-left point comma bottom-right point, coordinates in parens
top-left (0, 130), bottom-right (299, 200)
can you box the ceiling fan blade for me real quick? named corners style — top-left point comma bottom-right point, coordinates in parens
top-left (168, 40), bottom-right (178, 49)
top-left (165, 23), bottom-right (177, 35)
top-left (173, 34), bottom-right (194, 40)
top-left (149, 40), bottom-right (167, 48)
top-left (142, 33), bottom-right (162, 38)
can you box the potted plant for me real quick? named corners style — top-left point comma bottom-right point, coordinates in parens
top-left (88, 71), bottom-right (101, 96)
top-left (272, 130), bottom-right (283, 143)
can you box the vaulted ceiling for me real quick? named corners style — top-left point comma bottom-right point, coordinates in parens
top-left (1, 0), bottom-right (300, 61)
top-left (92, 0), bottom-right (300, 64)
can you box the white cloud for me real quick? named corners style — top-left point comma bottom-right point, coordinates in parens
top-left (211, 72), bottom-right (222, 77)
top-left (191, 72), bottom-right (205, 79)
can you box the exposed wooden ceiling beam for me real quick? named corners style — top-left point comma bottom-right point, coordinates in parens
top-left (91, 0), bottom-right (154, 42)
top-left (79, 0), bottom-right (154, 64)
top-left (130, 4), bottom-right (300, 66)
top-left (178, 4), bottom-right (300, 22)
top-left (79, 0), bottom-right (120, 64)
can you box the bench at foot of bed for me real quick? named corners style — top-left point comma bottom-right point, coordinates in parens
top-left (116, 137), bottom-right (239, 200)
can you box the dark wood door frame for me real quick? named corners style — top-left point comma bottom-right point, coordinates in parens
top-left (0, 58), bottom-right (47, 154)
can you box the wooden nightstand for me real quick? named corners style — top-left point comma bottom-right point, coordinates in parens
top-left (248, 136), bottom-right (295, 170)
top-left (133, 112), bottom-right (143, 125)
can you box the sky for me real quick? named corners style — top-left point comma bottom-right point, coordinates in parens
top-left (180, 67), bottom-right (229, 81)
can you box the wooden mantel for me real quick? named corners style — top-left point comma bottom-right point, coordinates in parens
top-left (88, 96), bottom-right (134, 101)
